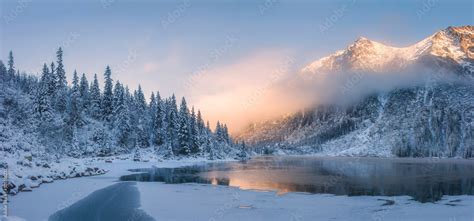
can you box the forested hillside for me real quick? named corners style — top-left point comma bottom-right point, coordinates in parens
top-left (0, 49), bottom-right (239, 161)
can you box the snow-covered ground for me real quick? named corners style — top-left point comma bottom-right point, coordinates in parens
top-left (4, 159), bottom-right (474, 221)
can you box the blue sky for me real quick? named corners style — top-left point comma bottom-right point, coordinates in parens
top-left (0, 0), bottom-right (472, 129)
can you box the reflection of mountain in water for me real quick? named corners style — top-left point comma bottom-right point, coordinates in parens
top-left (120, 157), bottom-right (474, 202)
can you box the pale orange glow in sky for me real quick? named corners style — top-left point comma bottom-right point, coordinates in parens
top-left (186, 49), bottom-right (307, 133)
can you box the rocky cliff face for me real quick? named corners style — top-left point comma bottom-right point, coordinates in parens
top-left (236, 26), bottom-right (474, 158)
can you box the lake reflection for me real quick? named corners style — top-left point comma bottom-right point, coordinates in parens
top-left (120, 156), bottom-right (474, 202)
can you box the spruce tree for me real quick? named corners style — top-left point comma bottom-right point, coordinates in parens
top-left (135, 85), bottom-right (147, 112)
top-left (196, 110), bottom-right (205, 134)
top-left (55, 47), bottom-right (68, 112)
top-left (178, 97), bottom-right (191, 155)
top-left (113, 81), bottom-right (130, 148)
top-left (149, 92), bottom-right (157, 144)
top-left (7, 51), bottom-right (15, 82)
top-left (0, 60), bottom-right (6, 83)
top-left (50, 62), bottom-right (57, 93)
top-left (153, 92), bottom-right (166, 146)
top-left (135, 85), bottom-right (149, 147)
top-left (65, 70), bottom-right (82, 132)
top-left (89, 74), bottom-right (101, 119)
top-left (190, 107), bottom-right (199, 153)
top-left (215, 121), bottom-right (223, 142)
top-left (113, 81), bottom-right (123, 119)
top-left (167, 94), bottom-right (179, 152)
top-left (223, 124), bottom-right (230, 144)
top-left (35, 64), bottom-right (54, 137)
top-left (102, 66), bottom-right (114, 122)
top-left (206, 121), bottom-right (212, 134)
top-left (79, 73), bottom-right (90, 110)
top-left (237, 141), bottom-right (248, 160)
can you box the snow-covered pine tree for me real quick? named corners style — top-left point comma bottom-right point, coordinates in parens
top-left (153, 92), bottom-right (166, 146)
top-left (215, 121), bottom-right (223, 142)
top-left (127, 89), bottom-right (138, 147)
top-left (55, 48), bottom-right (68, 112)
top-left (167, 95), bottom-right (179, 153)
top-left (135, 85), bottom-right (150, 147)
top-left (102, 66), bottom-right (114, 123)
top-left (79, 73), bottom-right (90, 110)
top-left (65, 70), bottom-right (83, 129)
top-left (113, 81), bottom-right (131, 149)
top-left (149, 92), bottom-right (157, 144)
top-left (203, 135), bottom-right (215, 160)
top-left (89, 74), bottom-right (102, 119)
top-left (34, 64), bottom-right (55, 141)
top-left (236, 141), bottom-right (249, 161)
top-left (189, 107), bottom-right (199, 154)
top-left (206, 121), bottom-right (212, 134)
top-left (0, 60), bottom-right (7, 83)
top-left (50, 62), bottom-right (57, 92)
top-left (112, 81), bottom-right (122, 119)
top-left (7, 51), bottom-right (15, 82)
top-left (195, 110), bottom-right (206, 148)
top-left (223, 124), bottom-right (230, 144)
top-left (196, 110), bottom-right (205, 133)
top-left (177, 97), bottom-right (191, 155)
top-left (62, 70), bottom-right (83, 150)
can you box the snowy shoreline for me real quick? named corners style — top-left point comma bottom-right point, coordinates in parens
top-left (2, 156), bottom-right (473, 221)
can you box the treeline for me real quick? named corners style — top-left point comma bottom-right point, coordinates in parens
top-left (0, 48), bottom-right (237, 159)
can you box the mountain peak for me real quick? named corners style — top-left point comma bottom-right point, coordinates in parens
top-left (302, 25), bottom-right (474, 76)
top-left (355, 36), bottom-right (370, 42)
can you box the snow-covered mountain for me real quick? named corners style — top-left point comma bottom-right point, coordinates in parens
top-left (301, 26), bottom-right (473, 76)
top-left (236, 26), bottom-right (474, 158)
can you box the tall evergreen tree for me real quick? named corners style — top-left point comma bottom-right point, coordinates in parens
top-left (7, 51), bottom-right (15, 82)
top-left (178, 97), bottom-right (191, 155)
top-left (223, 124), bottom-right (230, 144)
top-left (34, 64), bottom-right (54, 136)
top-left (135, 85), bottom-right (150, 147)
top-left (166, 94), bottom-right (179, 152)
top-left (102, 66), bottom-right (114, 122)
top-left (113, 81), bottom-right (130, 148)
top-left (196, 110), bottom-right (205, 134)
top-left (113, 81), bottom-right (122, 118)
top-left (215, 121), bottom-right (223, 142)
top-left (153, 92), bottom-right (166, 146)
top-left (236, 141), bottom-right (248, 160)
top-left (50, 62), bottom-right (57, 92)
top-left (149, 92), bottom-right (157, 143)
top-left (79, 73), bottom-right (90, 110)
top-left (135, 85), bottom-right (147, 112)
top-left (55, 47), bottom-right (68, 112)
top-left (0, 60), bottom-right (7, 83)
top-left (89, 74), bottom-right (101, 119)
top-left (189, 107), bottom-right (199, 153)
top-left (65, 70), bottom-right (83, 132)
top-left (206, 121), bottom-right (212, 134)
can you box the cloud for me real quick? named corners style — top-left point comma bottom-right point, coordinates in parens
top-left (187, 49), bottom-right (301, 133)
top-left (187, 47), bottom-right (464, 134)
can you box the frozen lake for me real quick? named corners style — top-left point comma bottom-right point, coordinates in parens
top-left (121, 156), bottom-right (474, 202)
top-left (11, 157), bottom-right (470, 221)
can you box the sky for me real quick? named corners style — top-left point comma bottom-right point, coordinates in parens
top-left (0, 0), bottom-right (472, 132)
